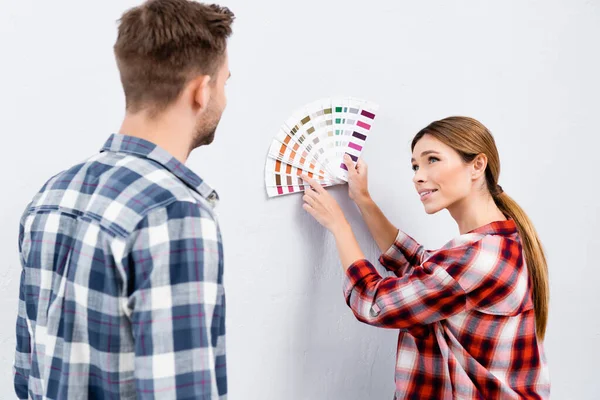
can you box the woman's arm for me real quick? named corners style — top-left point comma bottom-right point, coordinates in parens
top-left (342, 156), bottom-right (426, 273)
top-left (302, 157), bottom-right (427, 276)
top-left (354, 195), bottom-right (398, 254)
top-left (301, 177), bottom-right (365, 270)
top-left (331, 222), bottom-right (366, 270)
top-left (301, 177), bottom-right (420, 278)
top-left (301, 175), bottom-right (514, 330)
top-left (343, 156), bottom-right (399, 253)
top-left (343, 236), bottom-right (528, 329)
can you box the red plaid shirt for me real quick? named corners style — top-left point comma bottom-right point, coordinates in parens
top-left (344, 220), bottom-right (550, 399)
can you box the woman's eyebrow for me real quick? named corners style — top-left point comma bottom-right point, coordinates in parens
top-left (411, 150), bottom-right (440, 162)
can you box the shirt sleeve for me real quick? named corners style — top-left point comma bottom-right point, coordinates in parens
top-left (344, 235), bottom-right (527, 329)
top-left (13, 269), bottom-right (31, 400)
top-left (127, 200), bottom-right (226, 399)
top-left (378, 229), bottom-right (429, 277)
top-left (14, 215), bottom-right (31, 399)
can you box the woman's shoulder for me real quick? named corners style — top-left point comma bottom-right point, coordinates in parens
top-left (425, 226), bottom-right (532, 316)
top-left (425, 233), bottom-right (516, 272)
top-left (434, 219), bottom-right (521, 255)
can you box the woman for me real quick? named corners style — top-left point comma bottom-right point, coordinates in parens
top-left (301, 117), bottom-right (550, 399)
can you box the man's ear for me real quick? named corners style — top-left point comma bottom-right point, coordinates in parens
top-left (188, 75), bottom-right (212, 114)
top-left (472, 153), bottom-right (488, 180)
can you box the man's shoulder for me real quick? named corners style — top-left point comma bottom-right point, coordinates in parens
top-left (26, 151), bottom-right (211, 238)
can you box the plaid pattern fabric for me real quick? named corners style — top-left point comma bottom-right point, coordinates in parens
top-left (14, 134), bottom-right (227, 399)
top-left (344, 220), bottom-right (550, 399)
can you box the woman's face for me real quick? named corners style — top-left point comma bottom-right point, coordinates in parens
top-left (411, 134), bottom-right (476, 214)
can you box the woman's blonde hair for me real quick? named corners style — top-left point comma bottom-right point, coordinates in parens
top-left (412, 116), bottom-right (549, 339)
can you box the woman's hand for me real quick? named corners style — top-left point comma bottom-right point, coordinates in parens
top-left (343, 155), bottom-right (371, 204)
top-left (301, 175), bottom-right (350, 235)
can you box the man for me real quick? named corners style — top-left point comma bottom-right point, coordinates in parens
top-left (13, 0), bottom-right (234, 398)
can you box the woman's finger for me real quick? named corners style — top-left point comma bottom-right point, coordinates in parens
top-left (302, 203), bottom-right (317, 218)
top-left (304, 186), bottom-right (320, 200)
top-left (303, 194), bottom-right (317, 207)
top-left (301, 175), bottom-right (326, 194)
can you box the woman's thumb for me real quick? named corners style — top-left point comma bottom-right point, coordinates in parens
top-left (355, 158), bottom-right (367, 174)
top-left (343, 154), bottom-right (357, 176)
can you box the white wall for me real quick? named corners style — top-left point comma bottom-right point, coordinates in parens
top-left (1, 0), bottom-right (599, 398)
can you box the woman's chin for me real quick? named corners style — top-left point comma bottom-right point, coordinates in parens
top-left (423, 203), bottom-right (443, 215)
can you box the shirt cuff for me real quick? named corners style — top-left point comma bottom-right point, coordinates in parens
top-left (343, 259), bottom-right (381, 299)
top-left (378, 230), bottom-right (422, 271)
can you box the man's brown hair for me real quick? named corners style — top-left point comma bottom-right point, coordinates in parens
top-left (114, 0), bottom-right (234, 115)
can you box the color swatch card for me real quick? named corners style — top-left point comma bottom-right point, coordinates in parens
top-left (330, 97), bottom-right (378, 180)
top-left (265, 96), bottom-right (378, 197)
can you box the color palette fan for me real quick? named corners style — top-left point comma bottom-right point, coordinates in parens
top-left (265, 97), bottom-right (378, 197)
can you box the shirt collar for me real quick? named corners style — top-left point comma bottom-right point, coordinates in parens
top-left (467, 219), bottom-right (518, 236)
top-left (435, 219), bottom-right (519, 253)
top-left (100, 133), bottom-right (219, 207)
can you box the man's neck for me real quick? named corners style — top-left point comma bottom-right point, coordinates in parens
top-left (118, 110), bottom-right (192, 163)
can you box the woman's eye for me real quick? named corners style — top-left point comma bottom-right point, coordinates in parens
top-left (428, 156), bottom-right (440, 164)
top-left (411, 164), bottom-right (419, 171)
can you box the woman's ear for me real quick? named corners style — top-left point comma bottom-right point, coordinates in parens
top-left (472, 153), bottom-right (488, 179)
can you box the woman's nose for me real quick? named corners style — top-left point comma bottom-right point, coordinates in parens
top-left (413, 169), bottom-right (426, 184)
